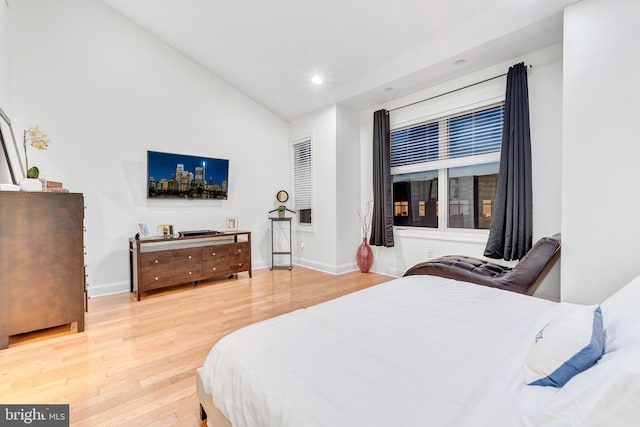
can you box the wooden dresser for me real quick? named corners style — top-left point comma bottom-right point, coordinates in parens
top-left (129, 231), bottom-right (251, 300)
top-left (0, 192), bottom-right (86, 349)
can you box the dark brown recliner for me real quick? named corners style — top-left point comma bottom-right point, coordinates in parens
top-left (403, 234), bottom-right (561, 295)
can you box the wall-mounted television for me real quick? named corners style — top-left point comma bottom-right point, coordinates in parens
top-left (147, 150), bottom-right (229, 200)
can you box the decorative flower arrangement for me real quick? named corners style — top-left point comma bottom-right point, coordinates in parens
top-left (358, 200), bottom-right (373, 239)
top-left (23, 125), bottom-right (50, 178)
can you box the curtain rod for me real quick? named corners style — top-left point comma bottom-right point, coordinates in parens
top-left (389, 64), bottom-right (532, 113)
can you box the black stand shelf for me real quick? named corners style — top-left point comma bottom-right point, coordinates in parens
top-left (270, 217), bottom-right (292, 270)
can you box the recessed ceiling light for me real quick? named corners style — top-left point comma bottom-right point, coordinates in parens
top-left (311, 75), bottom-right (323, 85)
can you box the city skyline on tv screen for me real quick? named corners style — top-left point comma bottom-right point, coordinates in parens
top-left (147, 150), bottom-right (229, 200)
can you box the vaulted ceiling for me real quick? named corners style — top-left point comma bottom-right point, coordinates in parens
top-left (100, 0), bottom-right (577, 121)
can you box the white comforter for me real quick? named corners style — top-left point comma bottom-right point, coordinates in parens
top-left (199, 275), bottom-right (561, 427)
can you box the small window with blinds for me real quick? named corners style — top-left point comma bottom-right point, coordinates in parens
top-left (292, 138), bottom-right (313, 226)
top-left (391, 103), bottom-right (504, 230)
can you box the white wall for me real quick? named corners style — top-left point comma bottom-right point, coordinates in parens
top-left (289, 105), bottom-right (338, 272)
top-left (336, 104), bottom-right (362, 273)
top-left (359, 45), bottom-right (564, 300)
top-left (562, 0), bottom-right (640, 304)
top-left (0, 0), bottom-right (13, 185)
top-left (528, 49), bottom-right (563, 301)
top-left (288, 104), bottom-right (362, 275)
top-left (9, 0), bottom-right (290, 296)
top-left (0, 2), bottom-right (9, 109)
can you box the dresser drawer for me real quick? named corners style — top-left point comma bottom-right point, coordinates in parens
top-left (141, 262), bottom-right (202, 290)
top-left (231, 242), bottom-right (250, 258)
top-left (201, 244), bottom-right (235, 261)
top-left (229, 258), bottom-right (249, 273)
top-left (168, 248), bottom-right (201, 264)
top-left (141, 248), bottom-right (201, 268)
top-left (140, 251), bottom-right (172, 268)
top-left (201, 259), bottom-right (231, 279)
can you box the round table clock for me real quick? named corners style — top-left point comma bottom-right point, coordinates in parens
top-left (276, 190), bottom-right (289, 203)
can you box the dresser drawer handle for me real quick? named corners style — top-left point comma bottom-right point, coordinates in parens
top-left (154, 259), bottom-right (159, 264)
top-left (238, 249), bottom-right (242, 253)
top-left (212, 267), bottom-right (216, 271)
top-left (238, 263), bottom-right (242, 267)
top-left (188, 255), bottom-right (192, 259)
top-left (212, 252), bottom-right (216, 256)
top-left (188, 271), bottom-right (192, 275)
top-left (154, 277), bottom-right (159, 281)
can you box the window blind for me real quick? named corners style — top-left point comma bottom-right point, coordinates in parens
top-left (391, 103), bottom-right (504, 172)
top-left (390, 122), bottom-right (439, 168)
top-left (292, 139), bottom-right (312, 213)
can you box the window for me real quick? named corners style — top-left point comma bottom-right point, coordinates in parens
top-left (391, 103), bottom-right (503, 230)
top-left (292, 138), bottom-right (313, 226)
top-left (393, 170), bottom-right (438, 228)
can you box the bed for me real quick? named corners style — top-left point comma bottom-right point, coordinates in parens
top-left (197, 274), bottom-right (640, 426)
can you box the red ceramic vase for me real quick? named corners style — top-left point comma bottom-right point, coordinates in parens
top-left (357, 237), bottom-right (373, 273)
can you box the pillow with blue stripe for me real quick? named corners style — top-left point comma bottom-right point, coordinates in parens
top-left (524, 304), bottom-right (604, 387)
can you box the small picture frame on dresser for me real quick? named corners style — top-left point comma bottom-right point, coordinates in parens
top-left (158, 224), bottom-right (174, 237)
top-left (226, 217), bottom-right (238, 231)
top-left (136, 221), bottom-right (152, 237)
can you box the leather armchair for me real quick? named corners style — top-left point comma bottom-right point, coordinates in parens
top-left (403, 234), bottom-right (561, 295)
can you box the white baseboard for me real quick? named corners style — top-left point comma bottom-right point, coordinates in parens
top-left (293, 257), bottom-right (342, 275)
top-left (87, 280), bottom-right (130, 297)
top-left (335, 262), bottom-right (358, 275)
top-left (290, 258), bottom-right (386, 276)
top-left (252, 260), bottom-right (268, 271)
top-left (293, 260), bottom-right (335, 275)
top-left (293, 258), bottom-right (360, 275)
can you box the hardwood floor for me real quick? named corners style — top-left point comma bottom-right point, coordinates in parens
top-left (0, 267), bottom-right (393, 426)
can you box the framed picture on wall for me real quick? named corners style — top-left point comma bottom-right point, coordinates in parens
top-left (226, 217), bottom-right (238, 231)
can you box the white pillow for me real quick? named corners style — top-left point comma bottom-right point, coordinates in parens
top-left (601, 275), bottom-right (640, 353)
top-left (525, 302), bottom-right (585, 338)
top-left (524, 304), bottom-right (604, 387)
top-left (523, 344), bottom-right (640, 426)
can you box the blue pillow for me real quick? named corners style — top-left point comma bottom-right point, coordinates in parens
top-left (524, 305), bottom-right (604, 387)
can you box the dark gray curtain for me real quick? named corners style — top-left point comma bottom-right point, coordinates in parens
top-left (484, 62), bottom-right (532, 260)
top-left (370, 109), bottom-right (394, 247)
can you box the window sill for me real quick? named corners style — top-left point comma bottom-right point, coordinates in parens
top-left (393, 227), bottom-right (489, 244)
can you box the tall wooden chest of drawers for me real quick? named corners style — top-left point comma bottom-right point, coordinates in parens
top-left (0, 192), bottom-right (86, 349)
